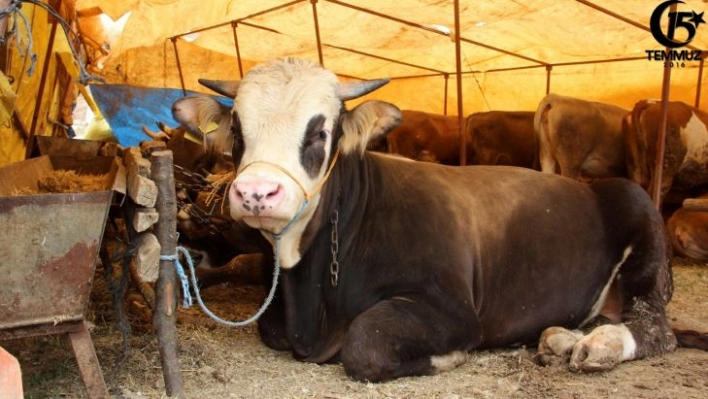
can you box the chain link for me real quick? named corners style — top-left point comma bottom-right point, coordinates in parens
top-left (174, 166), bottom-right (231, 235)
top-left (330, 209), bottom-right (340, 287)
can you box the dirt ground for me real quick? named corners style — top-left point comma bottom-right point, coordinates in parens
top-left (4, 256), bottom-right (708, 399)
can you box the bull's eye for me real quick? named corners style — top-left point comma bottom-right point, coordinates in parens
top-left (318, 130), bottom-right (329, 140)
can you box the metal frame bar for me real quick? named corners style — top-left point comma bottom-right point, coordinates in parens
top-left (167, 1), bottom-right (675, 83)
top-left (310, 0), bottom-right (324, 66)
top-left (453, 0), bottom-right (465, 165)
top-left (231, 22), bottom-right (244, 79)
top-left (696, 58), bottom-right (704, 108)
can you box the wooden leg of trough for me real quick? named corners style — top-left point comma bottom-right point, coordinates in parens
top-left (68, 321), bottom-right (110, 399)
top-left (150, 150), bottom-right (185, 399)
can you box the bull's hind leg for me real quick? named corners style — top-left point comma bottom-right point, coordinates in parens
top-left (538, 232), bottom-right (677, 371)
top-left (340, 297), bottom-right (480, 382)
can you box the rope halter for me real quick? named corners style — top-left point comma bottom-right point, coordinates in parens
top-left (237, 146), bottom-right (341, 238)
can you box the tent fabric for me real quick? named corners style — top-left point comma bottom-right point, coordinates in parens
top-left (90, 84), bottom-right (232, 147)
top-left (73, 0), bottom-right (707, 115)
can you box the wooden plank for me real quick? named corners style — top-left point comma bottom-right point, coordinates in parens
top-left (683, 198), bottom-right (708, 212)
top-left (150, 150), bottom-right (185, 398)
top-left (134, 232), bottom-right (160, 283)
top-left (133, 207), bottom-right (159, 232)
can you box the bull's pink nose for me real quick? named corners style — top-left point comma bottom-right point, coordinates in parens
top-left (230, 180), bottom-right (284, 216)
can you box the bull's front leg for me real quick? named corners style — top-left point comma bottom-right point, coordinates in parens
top-left (340, 296), bottom-right (481, 382)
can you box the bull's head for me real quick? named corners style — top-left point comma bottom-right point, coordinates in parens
top-left (172, 58), bottom-right (401, 267)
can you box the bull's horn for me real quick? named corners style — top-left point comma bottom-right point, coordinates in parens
top-left (337, 78), bottom-right (390, 101)
top-left (198, 79), bottom-right (240, 98)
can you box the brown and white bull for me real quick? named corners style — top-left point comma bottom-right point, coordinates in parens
top-left (535, 93), bottom-right (629, 182)
top-left (173, 58), bottom-right (690, 382)
top-left (623, 99), bottom-right (708, 203)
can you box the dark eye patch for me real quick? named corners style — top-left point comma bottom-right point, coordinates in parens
top-left (230, 111), bottom-right (245, 168)
top-left (300, 114), bottom-right (328, 178)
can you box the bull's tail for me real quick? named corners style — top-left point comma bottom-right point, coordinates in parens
top-left (674, 328), bottom-right (708, 351)
top-left (625, 100), bottom-right (654, 189)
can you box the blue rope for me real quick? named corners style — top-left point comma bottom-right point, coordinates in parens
top-left (160, 199), bottom-right (309, 327)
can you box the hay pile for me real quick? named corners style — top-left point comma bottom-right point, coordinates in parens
top-left (13, 170), bottom-right (109, 195)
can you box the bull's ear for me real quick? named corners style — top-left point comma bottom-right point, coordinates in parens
top-left (198, 79), bottom-right (240, 98)
top-left (340, 100), bottom-right (402, 156)
top-left (172, 95), bottom-right (233, 154)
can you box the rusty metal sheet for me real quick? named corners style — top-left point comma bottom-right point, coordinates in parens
top-left (0, 191), bottom-right (112, 330)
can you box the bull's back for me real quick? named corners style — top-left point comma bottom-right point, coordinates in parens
top-left (367, 153), bottom-right (649, 346)
top-left (536, 94), bottom-right (628, 179)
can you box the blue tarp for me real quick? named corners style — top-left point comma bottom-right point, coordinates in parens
top-left (90, 84), bottom-right (233, 147)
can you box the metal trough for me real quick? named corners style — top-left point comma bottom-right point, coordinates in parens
top-left (0, 154), bottom-right (125, 398)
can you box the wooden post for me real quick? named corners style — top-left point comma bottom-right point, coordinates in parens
top-left (150, 150), bottom-right (185, 398)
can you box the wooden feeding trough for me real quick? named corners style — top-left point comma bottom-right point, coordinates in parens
top-left (0, 155), bottom-right (125, 398)
top-left (25, 135), bottom-right (120, 159)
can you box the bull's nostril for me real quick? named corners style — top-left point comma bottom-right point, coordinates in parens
top-left (266, 186), bottom-right (280, 199)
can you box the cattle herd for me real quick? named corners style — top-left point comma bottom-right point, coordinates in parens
top-left (155, 57), bottom-right (707, 383)
top-left (367, 92), bottom-right (708, 262)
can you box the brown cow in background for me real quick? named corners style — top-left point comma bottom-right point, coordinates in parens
top-left (465, 110), bottom-right (537, 169)
top-left (667, 197), bottom-right (708, 261)
top-left (370, 110), bottom-right (463, 165)
top-left (535, 93), bottom-right (629, 182)
top-left (372, 109), bottom-right (538, 168)
top-left (624, 99), bottom-right (708, 203)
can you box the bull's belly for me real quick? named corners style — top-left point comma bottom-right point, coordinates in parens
top-left (476, 303), bottom-right (595, 349)
top-left (472, 262), bottom-right (611, 349)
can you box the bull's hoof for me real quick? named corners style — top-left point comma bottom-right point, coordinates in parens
top-left (568, 324), bottom-right (626, 372)
top-left (534, 326), bottom-right (583, 366)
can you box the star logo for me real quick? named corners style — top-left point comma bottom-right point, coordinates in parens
top-left (689, 11), bottom-right (705, 28)
top-left (650, 1), bottom-right (705, 48)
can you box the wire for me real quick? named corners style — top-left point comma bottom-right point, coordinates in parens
top-left (0, 0), bottom-right (105, 84)
top-left (461, 48), bottom-right (492, 111)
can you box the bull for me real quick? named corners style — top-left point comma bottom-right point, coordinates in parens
top-left (172, 58), bottom-right (695, 382)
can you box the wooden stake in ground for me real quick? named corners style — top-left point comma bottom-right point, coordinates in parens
top-left (150, 150), bottom-right (185, 399)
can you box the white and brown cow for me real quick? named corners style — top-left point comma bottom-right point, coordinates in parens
top-left (623, 99), bottom-right (708, 203)
top-left (172, 58), bottom-right (700, 383)
top-left (534, 93), bottom-right (629, 182)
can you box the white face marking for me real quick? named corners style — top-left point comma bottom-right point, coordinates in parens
top-left (580, 245), bottom-right (632, 327)
top-left (226, 60), bottom-right (343, 268)
top-left (223, 59), bottom-right (399, 268)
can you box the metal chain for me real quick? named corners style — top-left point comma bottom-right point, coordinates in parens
top-left (174, 166), bottom-right (232, 235)
top-left (330, 209), bottom-right (340, 287)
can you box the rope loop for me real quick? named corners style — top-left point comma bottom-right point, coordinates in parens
top-left (160, 246), bottom-right (280, 327)
top-left (158, 199), bottom-right (309, 327)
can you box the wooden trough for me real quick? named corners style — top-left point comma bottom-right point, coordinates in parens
top-left (0, 155), bottom-right (125, 398)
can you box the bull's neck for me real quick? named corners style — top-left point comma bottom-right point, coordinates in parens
top-left (297, 151), bottom-right (373, 258)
